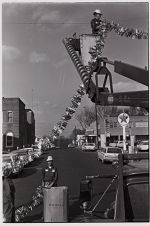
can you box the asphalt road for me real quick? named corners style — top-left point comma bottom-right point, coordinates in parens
top-left (12, 148), bottom-right (117, 222)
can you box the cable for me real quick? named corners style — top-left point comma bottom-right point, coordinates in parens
top-left (2, 21), bottom-right (89, 25)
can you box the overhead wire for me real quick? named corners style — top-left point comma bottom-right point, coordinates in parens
top-left (2, 21), bottom-right (89, 25)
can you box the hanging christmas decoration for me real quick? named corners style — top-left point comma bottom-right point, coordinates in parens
top-left (38, 84), bottom-right (85, 148)
top-left (88, 18), bottom-right (148, 68)
top-left (15, 185), bottom-right (43, 222)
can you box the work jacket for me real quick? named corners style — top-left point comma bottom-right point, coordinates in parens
top-left (91, 18), bottom-right (103, 34)
top-left (42, 166), bottom-right (58, 188)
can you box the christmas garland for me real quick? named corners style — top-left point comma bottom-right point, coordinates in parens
top-left (15, 185), bottom-right (43, 222)
top-left (40, 84), bottom-right (85, 149)
top-left (51, 84), bottom-right (85, 139)
top-left (103, 19), bottom-right (148, 40)
top-left (88, 18), bottom-right (148, 68)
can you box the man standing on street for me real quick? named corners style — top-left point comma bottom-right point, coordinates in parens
top-left (42, 156), bottom-right (58, 188)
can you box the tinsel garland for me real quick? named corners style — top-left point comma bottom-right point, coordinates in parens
top-left (15, 185), bottom-right (43, 222)
top-left (104, 19), bottom-right (148, 40)
top-left (50, 84), bottom-right (85, 139)
top-left (39, 84), bottom-right (85, 149)
top-left (88, 18), bottom-right (148, 68)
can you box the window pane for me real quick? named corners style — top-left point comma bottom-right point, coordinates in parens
top-left (107, 148), bottom-right (122, 153)
top-left (8, 111), bottom-right (13, 123)
top-left (6, 135), bottom-right (13, 147)
top-left (127, 183), bottom-right (149, 221)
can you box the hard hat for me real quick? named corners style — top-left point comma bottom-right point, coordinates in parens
top-left (46, 156), bottom-right (53, 161)
top-left (93, 9), bottom-right (102, 15)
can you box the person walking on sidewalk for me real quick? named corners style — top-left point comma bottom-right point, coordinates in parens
top-left (42, 156), bottom-right (58, 188)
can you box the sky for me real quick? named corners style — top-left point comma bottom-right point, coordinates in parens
top-left (2, 1), bottom-right (148, 138)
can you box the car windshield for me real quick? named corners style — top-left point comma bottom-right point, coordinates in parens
top-left (3, 158), bottom-right (11, 163)
top-left (125, 182), bottom-right (149, 221)
top-left (86, 143), bottom-right (95, 146)
top-left (107, 148), bottom-right (122, 153)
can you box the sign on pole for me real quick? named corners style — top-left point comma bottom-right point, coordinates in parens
top-left (118, 113), bottom-right (130, 127)
top-left (118, 113), bottom-right (130, 152)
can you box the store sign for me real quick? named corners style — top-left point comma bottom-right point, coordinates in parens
top-left (107, 95), bottom-right (114, 104)
top-left (135, 122), bottom-right (148, 127)
top-left (118, 113), bottom-right (130, 127)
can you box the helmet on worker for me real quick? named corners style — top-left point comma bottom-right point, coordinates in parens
top-left (46, 156), bottom-right (53, 162)
top-left (93, 9), bottom-right (103, 16)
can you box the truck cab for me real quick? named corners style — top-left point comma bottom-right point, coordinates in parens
top-left (109, 153), bottom-right (149, 222)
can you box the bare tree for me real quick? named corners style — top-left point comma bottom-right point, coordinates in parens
top-left (75, 105), bottom-right (96, 130)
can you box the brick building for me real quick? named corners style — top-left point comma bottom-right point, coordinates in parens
top-left (2, 97), bottom-right (35, 151)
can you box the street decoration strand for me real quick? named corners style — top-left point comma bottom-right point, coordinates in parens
top-left (39, 84), bottom-right (85, 150)
top-left (50, 84), bottom-right (85, 139)
top-left (88, 18), bottom-right (148, 68)
top-left (100, 19), bottom-right (148, 40)
top-left (15, 185), bottom-right (43, 222)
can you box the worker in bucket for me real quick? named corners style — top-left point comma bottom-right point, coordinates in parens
top-left (91, 9), bottom-right (103, 34)
top-left (42, 156), bottom-right (58, 188)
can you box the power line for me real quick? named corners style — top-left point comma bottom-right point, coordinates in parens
top-left (3, 21), bottom-right (89, 25)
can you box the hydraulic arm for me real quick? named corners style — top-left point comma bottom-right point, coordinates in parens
top-left (63, 37), bottom-right (149, 110)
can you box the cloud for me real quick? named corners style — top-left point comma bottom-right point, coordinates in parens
top-left (50, 103), bottom-right (58, 109)
top-left (44, 101), bottom-right (50, 105)
top-left (39, 10), bottom-right (60, 22)
top-left (35, 109), bottom-right (43, 115)
top-left (29, 51), bottom-right (50, 63)
top-left (53, 58), bottom-right (68, 68)
top-left (33, 6), bottom-right (61, 21)
top-left (2, 45), bottom-right (21, 62)
top-left (113, 81), bottom-right (147, 92)
top-left (3, 4), bottom-right (18, 17)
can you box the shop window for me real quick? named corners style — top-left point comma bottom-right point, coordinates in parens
top-left (6, 132), bottom-right (13, 147)
top-left (114, 122), bottom-right (118, 128)
top-left (110, 122), bottom-right (113, 128)
top-left (8, 111), bottom-right (13, 123)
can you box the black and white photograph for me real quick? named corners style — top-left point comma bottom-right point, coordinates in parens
top-left (2, 1), bottom-right (149, 223)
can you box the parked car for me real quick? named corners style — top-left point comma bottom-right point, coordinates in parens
top-left (12, 149), bottom-right (30, 166)
top-left (109, 142), bottom-right (117, 147)
top-left (32, 144), bottom-right (43, 157)
top-left (97, 147), bottom-right (123, 163)
top-left (22, 148), bottom-right (35, 162)
top-left (2, 156), bottom-right (13, 176)
top-left (137, 140), bottom-right (149, 152)
top-left (117, 141), bottom-right (129, 148)
top-left (82, 143), bottom-right (96, 152)
top-left (3, 152), bottom-right (23, 175)
top-left (68, 143), bottom-right (75, 148)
